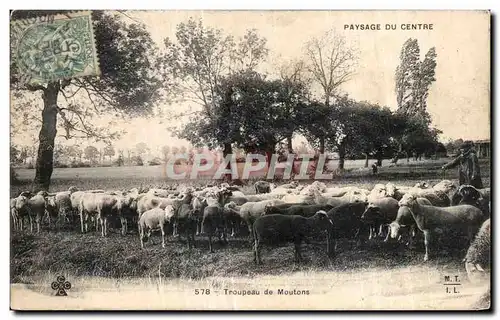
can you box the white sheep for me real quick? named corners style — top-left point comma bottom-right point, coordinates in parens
top-left (138, 205), bottom-right (176, 248)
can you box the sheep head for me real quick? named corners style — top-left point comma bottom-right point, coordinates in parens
top-left (414, 182), bottom-right (430, 189)
top-left (164, 205), bottom-right (176, 221)
top-left (459, 185), bottom-right (482, 202)
top-left (385, 183), bottom-right (397, 197)
top-left (433, 180), bottom-right (456, 193)
top-left (314, 210), bottom-right (334, 227)
top-left (389, 221), bottom-right (401, 239)
top-left (224, 201), bottom-right (237, 209)
top-left (399, 193), bottom-right (417, 207)
top-left (68, 186), bottom-right (79, 194)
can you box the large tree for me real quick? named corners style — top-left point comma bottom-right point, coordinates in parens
top-left (10, 10), bottom-right (163, 191)
top-left (304, 29), bottom-right (358, 153)
top-left (395, 38), bottom-right (437, 120)
top-left (393, 38), bottom-right (438, 163)
top-left (164, 18), bottom-right (268, 179)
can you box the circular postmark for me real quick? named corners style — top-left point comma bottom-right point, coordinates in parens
top-left (14, 16), bottom-right (94, 84)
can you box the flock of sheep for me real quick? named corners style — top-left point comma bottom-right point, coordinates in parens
top-left (10, 179), bottom-right (490, 276)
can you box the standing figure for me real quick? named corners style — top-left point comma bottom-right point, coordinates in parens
top-left (442, 140), bottom-right (483, 189)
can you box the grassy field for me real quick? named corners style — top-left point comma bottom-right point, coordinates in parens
top-left (10, 158), bottom-right (491, 310)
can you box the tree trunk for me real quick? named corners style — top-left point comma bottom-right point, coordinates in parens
top-left (376, 150), bottom-right (383, 166)
top-left (364, 153), bottom-right (369, 168)
top-left (287, 135), bottom-right (293, 154)
top-left (222, 142), bottom-right (233, 182)
top-left (33, 82), bottom-right (60, 192)
top-left (319, 136), bottom-right (325, 154)
top-left (338, 140), bottom-right (346, 171)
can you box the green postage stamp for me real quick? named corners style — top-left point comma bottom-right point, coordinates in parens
top-left (10, 11), bottom-right (100, 85)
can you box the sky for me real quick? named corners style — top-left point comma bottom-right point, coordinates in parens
top-left (11, 10), bottom-right (490, 151)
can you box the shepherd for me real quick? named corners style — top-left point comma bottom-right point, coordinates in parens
top-left (442, 140), bottom-right (483, 189)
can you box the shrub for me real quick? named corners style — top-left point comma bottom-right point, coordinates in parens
top-left (148, 158), bottom-right (162, 166)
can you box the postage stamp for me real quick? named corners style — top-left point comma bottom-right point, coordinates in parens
top-left (10, 11), bottom-right (100, 85)
top-left (9, 10), bottom-right (491, 311)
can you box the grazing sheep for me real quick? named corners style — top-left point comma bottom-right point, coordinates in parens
top-left (201, 190), bottom-right (232, 253)
top-left (50, 186), bottom-right (79, 224)
top-left (406, 180), bottom-right (456, 207)
top-left (254, 181), bottom-right (271, 194)
top-left (138, 205), bottom-right (175, 248)
top-left (367, 184), bottom-right (388, 202)
top-left (323, 186), bottom-right (370, 197)
top-left (222, 202), bottom-right (243, 237)
top-left (146, 188), bottom-right (172, 198)
top-left (239, 199), bottom-right (286, 241)
top-left (264, 204), bottom-right (334, 218)
top-left (281, 192), bottom-right (315, 204)
top-left (78, 193), bottom-right (111, 234)
top-left (313, 189), bottom-right (366, 208)
top-left (13, 191), bottom-right (33, 232)
top-left (227, 196), bottom-right (249, 206)
top-left (176, 203), bottom-right (198, 249)
top-left (26, 191), bottom-right (49, 234)
top-left (398, 193), bottom-right (484, 261)
top-left (252, 210), bottom-right (335, 264)
top-left (45, 195), bottom-right (60, 230)
top-left (452, 185), bottom-right (490, 218)
top-left (388, 197), bottom-right (432, 247)
top-left (192, 196), bottom-right (208, 235)
top-left (326, 202), bottom-right (369, 249)
top-left (136, 194), bottom-right (178, 217)
top-left (299, 181), bottom-right (327, 196)
top-left (229, 190), bottom-right (245, 198)
top-left (464, 218), bottom-right (490, 280)
top-left (360, 197), bottom-right (400, 240)
top-left (114, 193), bottom-right (139, 236)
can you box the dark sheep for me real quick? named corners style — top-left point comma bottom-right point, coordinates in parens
top-left (252, 210), bottom-right (335, 264)
top-left (264, 204), bottom-right (334, 217)
top-left (200, 190), bottom-right (232, 252)
top-left (176, 203), bottom-right (197, 249)
top-left (326, 202), bottom-right (368, 245)
top-left (453, 185), bottom-right (490, 219)
top-left (254, 180), bottom-right (271, 194)
top-left (360, 197), bottom-right (399, 240)
top-left (201, 206), bottom-right (227, 253)
top-left (398, 193), bottom-right (483, 261)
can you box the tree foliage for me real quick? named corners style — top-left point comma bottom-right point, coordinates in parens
top-left (10, 10), bottom-right (165, 190)
top-left (395, 38), bottom-right (437, 122)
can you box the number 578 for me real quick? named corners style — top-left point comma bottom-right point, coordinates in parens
top-left (195, 289), bottom-right (211, 295)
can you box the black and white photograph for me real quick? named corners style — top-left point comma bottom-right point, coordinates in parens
top-left (9, 9), bottom-right (491, 310)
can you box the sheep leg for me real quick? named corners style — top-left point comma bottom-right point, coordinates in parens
top-left (378, 224), bottom-right (385, 238)
top-left (247, 222), bottom-right (254, 244)
top-left (36, 213), bottom-right (41, 234)
top-left (101, 217), bottom-right (106, 237)
top-left (161, 225), bottom-right (165, 248)
top-left (139, 225), bottom-right (144, 249)
top-left (29, 214), bottom-right (33, 233)
top-left (254, 239), bottom-right (262, 265)
top-left (120, 217), bottom-right (127, 236)
top-left (80, 209), bottom-right (85, 233)
top-left (172, 221), bottom-right (178, 237)
top-left (383, 226), bottom-right (390, 242)
top-left (294, 240), bottom-right (303, 263)
top-left (208, 233), bottom-right (214, 253)
top-left (423, 230), bottom-right (431, 261)
top-left (196, 220), bottom-right (201, 236)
